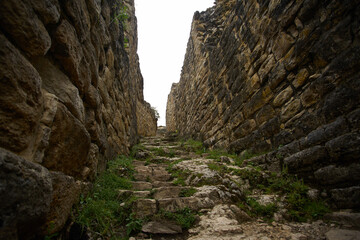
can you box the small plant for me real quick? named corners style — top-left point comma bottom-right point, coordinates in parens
top-left (183, 139), bottom-right (205, 154)
top-left (179, 188), bottom-right (197, 197)
top-left (245, 197), bottom-right (278, 221)
top-left (158, 208), bottom-right (197, 229)
top-left (130, 144), bottom-right (146, 158)
top-left (207, 162), bottom-right (230, 174)
top-left (125, 213), bottom-right (143, 236)
top-left (111, 0), bottom-right (129, 26)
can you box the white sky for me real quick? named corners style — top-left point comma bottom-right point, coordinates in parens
top-left (135, 0), bottom-right (215, 126)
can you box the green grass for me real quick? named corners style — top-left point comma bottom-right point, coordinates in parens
top-left (150, 147), bottom-right (176, 158)
top-left (75, 155), bottom-right (142, 238)
top-left (157, 208), bottom-right (197, 229)
top-left (182, 139), bottom-right (206, 154)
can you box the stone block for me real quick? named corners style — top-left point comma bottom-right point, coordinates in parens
top-left (0, 34), bottom-right (43, 154)
top-left (325, 132), bottom-right (360, 162)
top-left (273, 86), bottom-right (293, 107)
top-left (42, 103), bottom-right (91, 179)
top-left (325, 229), bottom-right (360, 240)
top-left (0, 148), bottom-right (52, 239)
top-left (284, 146), bottom-right (328, 172)
top-left (32, 57), bottom-right (85, 123)
top-left (153, 187), bottom-right (184, 200)
top-left (142, 221), bottom-right (182, 234)
top-left (0, 0), bottom-right (51, 56)
top-left (269, 63), bottom-right (286, 89)
top-left (256, 105), bottom-right (275, 126)
top-left (347, 108), bottom-right (360, 130)
top-left (281, 99), bottom-right (302, 122)
top-left (272, 32), bottom-right (295, 61)
top-left (301, 117), bottom-right (349, 148)
top-left (30, 0), bottom-right (60, 25)
top-left (42, 172), bottom-right (82, 235)
top-left (133, 199), bottom-right (157, 218)
top-left (131, 181), bottom-right (153, 191)
top-left (330, 186), bottom-right (360, 209)
top-left (292, 68), bottom-right (309, 88)
top-left (314, 164), bottom-right (360, 186)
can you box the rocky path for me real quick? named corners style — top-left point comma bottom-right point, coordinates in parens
top-left (124, 128), bottom-right (360, 240)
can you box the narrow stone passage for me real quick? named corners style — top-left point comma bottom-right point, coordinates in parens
top-left (123, 128), bottom-right (360, 240)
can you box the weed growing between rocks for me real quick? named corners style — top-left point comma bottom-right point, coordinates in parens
top-left (156, 208), bottom-right (198, 229)
top-left (75, 155), bottom-right (142, 239)
top-left (179, 187), bottom-right (197, 197)
top-left (236, 167), bottom-right (330, 223)
top-left (181, 139), bottom-right (206, 154)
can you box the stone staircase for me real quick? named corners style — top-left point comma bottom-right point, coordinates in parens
top-left (123, 132), bottom-right (360, 240)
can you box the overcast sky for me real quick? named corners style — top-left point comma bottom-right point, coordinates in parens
top-left (135, 0), bottom-right (214, 126)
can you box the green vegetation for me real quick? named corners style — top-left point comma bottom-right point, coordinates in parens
top-left (130, 144), bottom-right (146, 158)
top-left (245, 197), bottom-right (278, 221)
top-left (206, 149), bottom-right (241, 164)
top-left (75, 156), bottom-right (141, 238)
top-left (182, 139), bottom-right (206, 154)
top-left (179, 187), bottom-right (197, 197)
top-left (111, 0), bottom-right (129, 26)
top-left (207, 162), bottom-right (230, 174)
top-left (157, 208), bottom-right (197, 229)
top-left (261, 168), bottom-right (330, 221)
top-left (236, 167), bottom-right (330, 222)
top-left (150, 147), bottom-right (175, 158)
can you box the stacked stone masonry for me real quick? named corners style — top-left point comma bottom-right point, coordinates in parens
top-left (167, 0), bottom-right (360, 208)
top-left (0, 0), bottom-right (156, 238)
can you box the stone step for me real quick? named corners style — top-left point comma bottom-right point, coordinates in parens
top-left (325, 211), bottom-right (360, 228)
top-left (141, 221), bottom-right (182, 235)
top-left (152, 181), bottom-right (174, 188)
top-left (131, 181), bottom-right (152, 191)
top-left (157, 196), bottom-right (215, 212)
top-left (133, 199), bottom-right (157, 218)
top-left (118, 189), bottom-right (151, 199)
top-left (152, 186), bottom-right (191, 200)
top-left (133, 165), bottom-right (171, 182)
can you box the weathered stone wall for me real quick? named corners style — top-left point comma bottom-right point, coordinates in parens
top-left (166, 83), bottom-right (178, 132)
top-left (137, 100), bottom-right (157, 136)
top-left (167, 0), bottom-right (360, 208)
top-left (0, 0), bottom-right (155, 238)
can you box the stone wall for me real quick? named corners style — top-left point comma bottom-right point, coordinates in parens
top-left (0, 0), bottom-right (156, 238)
top-left (137, 100), bottom-right (158, 136)
top-left (166, 0), bottom-right (360, 208)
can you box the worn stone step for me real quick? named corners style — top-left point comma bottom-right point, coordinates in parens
top-left (325, 229), bottom-right (360, 240)
top-left (118, 189), bottom-right (151, 199)
top-left (325, 211), bottom-right (360, 228)
top-left (153, 186), bottom-right (190, 200)
top-left (134, 165), bottom-right (171, 182)
top-left (157, 197), bottom-right (215, 212)
top-left (133, 199), bottom-right (157, 218)
top-left (152, 181), bottom-right (174, 188)
top-left (134, 165), bottom-right (152, 181)
top-left (132, 160), bottom-right (146, 166)
top-left (141, 221), bottom-right (182, 235)
top-left (131, 181), bottom-right (152, 191)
